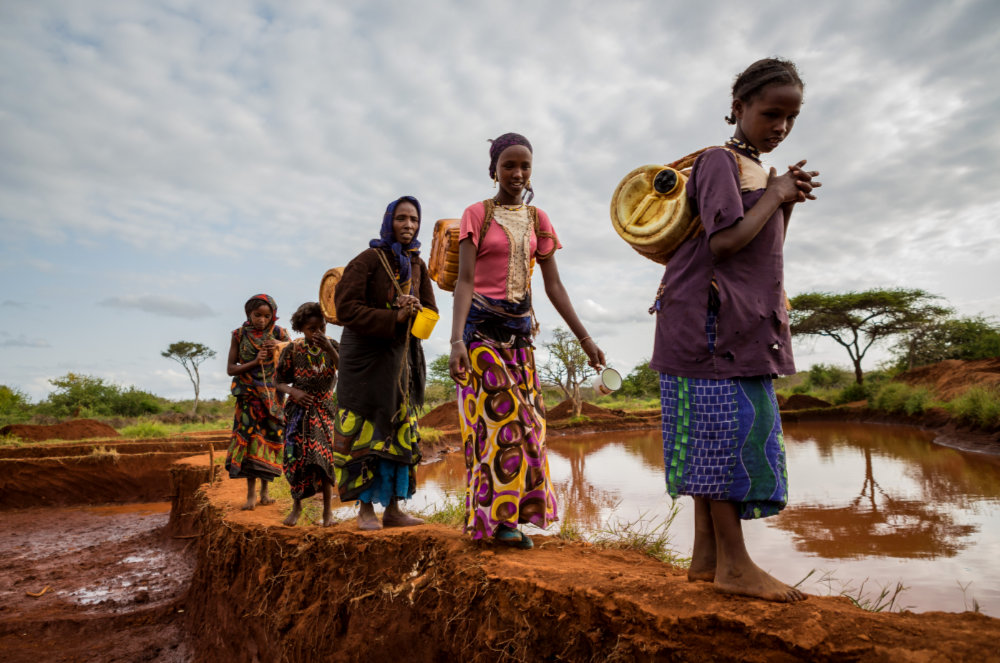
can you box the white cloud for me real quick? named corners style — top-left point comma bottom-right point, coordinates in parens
top-left (99, 294), bottom-right (215, 319)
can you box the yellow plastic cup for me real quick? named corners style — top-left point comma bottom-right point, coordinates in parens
top-left (410, 308), bottom-right (439, 339)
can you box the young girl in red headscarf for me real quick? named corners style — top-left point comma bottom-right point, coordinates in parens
top-left (226, 294), bottom-right (291, 510)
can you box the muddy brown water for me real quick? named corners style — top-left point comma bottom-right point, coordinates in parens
top-left (405, 421), bottom-right (1000, 617)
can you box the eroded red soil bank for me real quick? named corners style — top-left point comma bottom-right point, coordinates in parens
top-left (177, 455), bottom-right (1000, 662)
top-left (0, 436), bottom-right (227, 509)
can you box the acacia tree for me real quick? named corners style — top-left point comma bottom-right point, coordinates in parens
top-left (538, 326), bottom-right (597, 418)
top-left (162, 341), bottom-right (217, 414)
top-left (789, 289), bottom-right (951, 384)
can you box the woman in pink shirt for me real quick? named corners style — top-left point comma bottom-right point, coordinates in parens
top-left (448, 132), bottom-right (605, 549)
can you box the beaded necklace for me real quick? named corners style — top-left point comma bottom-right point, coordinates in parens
top-left (493, 197), bottom-right (525, 211)
top-left (725, 137), bottom-right (762, 163)
top-left (304, 341), bottom-right (326, 374)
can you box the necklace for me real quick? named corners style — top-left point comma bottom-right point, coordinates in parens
top-left (725, 137), bottom-right (762, 162)
top-left (304, 342), bottom-right (326, 374)
top-left (493, 197), bottom-right (525, 211)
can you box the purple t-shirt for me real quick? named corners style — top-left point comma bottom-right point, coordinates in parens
top-left (650, 147), bottom-right (795, 379)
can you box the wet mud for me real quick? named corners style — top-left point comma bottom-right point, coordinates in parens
top-left (0, 503), bottom-right (194, 663)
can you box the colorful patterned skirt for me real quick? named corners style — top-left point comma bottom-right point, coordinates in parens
top-left (226, 394), bottom-right (284, 481)
top-left (458, 340), bottom-right (558, 539)
top-left (659, 373), bottom-right (787, 519)
top-left (332, 404), bottom-right (420, 505)
top-left (283, 403), bottom-right (336, 500)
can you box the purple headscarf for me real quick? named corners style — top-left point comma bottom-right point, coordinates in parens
top-left (369, 195), bottom-right (422, 289)
top-left (488, 132), bottom-right (534, 203)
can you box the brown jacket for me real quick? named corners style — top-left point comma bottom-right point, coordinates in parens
top-left (335, 247), bottom-right (437, 339)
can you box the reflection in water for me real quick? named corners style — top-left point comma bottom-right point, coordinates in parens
top-left (413, 422), bottom-right (1000, 616)
top-left (774, 446), bottom-right (978, 559)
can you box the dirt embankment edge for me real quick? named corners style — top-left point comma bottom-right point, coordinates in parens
top-left (173, 455), bottom-right (1000, 662)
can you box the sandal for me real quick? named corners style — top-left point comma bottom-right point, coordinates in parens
top-left (495, 526), bottom-right (534, 550)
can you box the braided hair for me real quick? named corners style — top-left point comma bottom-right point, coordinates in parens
top-left (725, 58), bottom-right (803, 125)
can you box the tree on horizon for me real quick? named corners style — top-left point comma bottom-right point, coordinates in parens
top-left (789, 288), bottom-right (951, 384)
top-left (162, 341), bottom-right (217, 414)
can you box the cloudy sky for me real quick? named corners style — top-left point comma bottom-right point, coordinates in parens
top-left (2, 0), bottom-right (998, 401)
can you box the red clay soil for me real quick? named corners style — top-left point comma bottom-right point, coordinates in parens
top-left (175, 455), bottom-right (1000, 662)
top-left (782, 393), bottom-right (833, 410)
top-left (548, 399), bottom-right (622, 420)
top-left (1, 418), bottom-right (119, 442)
top-left (418, 400), bottom-right (460, 430)
top-left (895, 357), bottom-right (1000, 400)
top-left (0, 437), bottom-right (228, 459)
top-left (0, 502), bottom-right (194, 663)
top-left (0, 451), bottom-right (199, 509)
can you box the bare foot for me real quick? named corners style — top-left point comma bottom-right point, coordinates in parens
top-left (322, 510), bottom-right (337, 527)
top-left (687, 565), bottom-right (716, 583)
top-left (714, 563), bottom-right (807, 603)
top-left (241, 499), bottom-right (256, 511)
top-left (382, 510), bottom-right (424, 528)
top-left (258, 491), bottom-right (276, 506)
top-left (283, 501), bottom-right (302, 526)
top-left (357, 503), bottom-right (382, 531)
top-left (382, 499), bottom-right (424, 528)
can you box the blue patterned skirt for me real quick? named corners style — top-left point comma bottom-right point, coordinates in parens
top-left (659, 312), bottom-right (788, 519)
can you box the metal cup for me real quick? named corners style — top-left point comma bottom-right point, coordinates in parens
top-left (592, 367), bottom-right (622, 395)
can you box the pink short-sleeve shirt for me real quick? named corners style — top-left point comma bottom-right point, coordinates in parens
top-left (459, 202), bottom-right (561, 300)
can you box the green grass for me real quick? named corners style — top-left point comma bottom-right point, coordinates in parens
top-left (420, 427), bottom-right (444, 444)
top-left (590, 505), bottom-right (689, 566)
top-left (0, 432), bottom-right (24, 447)
top-left (414, 492), bottom-right (466, 528)
top-left (947, 386), bottom-right (1000, 428)
top-left (870, 383), bottom-right (936, 415)
top-left (118, 419), bottom-right (170, 438)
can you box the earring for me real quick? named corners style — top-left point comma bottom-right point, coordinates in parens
top-left (493, 174), bottom-right (498, 189)
top-left (526, 179), bottom-right (531, 189)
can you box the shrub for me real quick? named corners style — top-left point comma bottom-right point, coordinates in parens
top-left (807, 363), bottom-right (850, 389)
top-left (947, 387), bottom-right (1000, 429)
top-left (871, 383), bottom-right (932, 415)
top-left (0, 385), bottom-right (32, 426)
top-left (835, 382), bottom-right (869, 405)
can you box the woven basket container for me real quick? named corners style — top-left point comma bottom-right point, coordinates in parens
top-left (318, 267), bottom-right (345, 325)
top-left (428, 218), bottom-right (461, 291)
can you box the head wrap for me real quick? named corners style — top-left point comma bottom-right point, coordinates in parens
top-left (244, 293), bottom-right (278, 324)
top-left (488, 132), bottom-right (534, 203)
top-left (369, 196), bottom-right (422, 290)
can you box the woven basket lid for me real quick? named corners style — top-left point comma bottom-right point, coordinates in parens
top-left (319, 267), bottom-right (345, 325)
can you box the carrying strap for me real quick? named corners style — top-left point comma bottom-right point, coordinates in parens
top-left (374, 248), bottom-right (407, 299)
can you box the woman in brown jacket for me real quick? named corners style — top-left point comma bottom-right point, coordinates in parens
top-left (332, 196), bottom-right (437, 530)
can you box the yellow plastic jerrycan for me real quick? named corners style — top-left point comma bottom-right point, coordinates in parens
top-left (609, 163), bottom-right (701, 266)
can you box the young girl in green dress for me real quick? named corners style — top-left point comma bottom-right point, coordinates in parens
top-left (225, 294), bottom-right (290, 510)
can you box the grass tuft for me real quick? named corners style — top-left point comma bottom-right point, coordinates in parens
top-left (414, 492), bottom-right (466, 528)
top-left (420, 427), bottom-right (444, 444)
top-left (89, 445), bottom-right (120, 462)
top-left (591, 504), bottom-right (689, 566)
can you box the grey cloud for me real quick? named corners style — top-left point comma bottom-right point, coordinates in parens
top-left (2, 300), bottom-right (28, 308)
top-left (99, 294), bottom-right (215, 319)
top-left (1, 335), bottom-right (50, 348)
